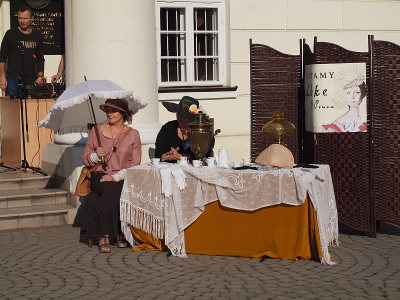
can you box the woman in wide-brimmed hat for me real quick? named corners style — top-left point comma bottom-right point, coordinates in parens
top-left (81, 98), bottom-right (142, 253)
top-left (155, 96), bottom-right (214, 162)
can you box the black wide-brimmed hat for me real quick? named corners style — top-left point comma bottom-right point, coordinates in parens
top-left (161, 96), bottom-right (199, 122)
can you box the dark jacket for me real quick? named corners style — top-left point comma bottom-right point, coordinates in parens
top-left (155, 120), bottom-right (214, 162)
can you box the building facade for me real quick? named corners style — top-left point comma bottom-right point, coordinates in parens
top-left (0, 0), bottom-right (399, 173)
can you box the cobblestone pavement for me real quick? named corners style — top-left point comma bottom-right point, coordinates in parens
top-left (0, 223), bottom-right (399, 300)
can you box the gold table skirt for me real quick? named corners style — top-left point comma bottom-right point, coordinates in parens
top-left (130, 195), bottom-right (322, 260)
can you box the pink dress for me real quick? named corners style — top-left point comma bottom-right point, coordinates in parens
top-left (82, 124), bottom-right (141, 175)
top-left (81, 124), bottom-right (141, 240)
top-left (323, 116), bottom-right (367, 133)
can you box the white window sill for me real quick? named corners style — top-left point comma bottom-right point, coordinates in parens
top-left (158, 86), bottom-right (237, 101)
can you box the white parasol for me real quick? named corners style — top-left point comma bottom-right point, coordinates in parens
top-left (38, 79), bottom-right (149, 134)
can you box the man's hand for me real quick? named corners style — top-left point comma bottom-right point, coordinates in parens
top-left (35, 76), bottom-right (43, 85)
top-left (0, 77), bottom-right (7, 91)
top-left (51, 74), bottom-right (61, 83)
top-left (0, 62), bottom-right (7, 91)
top-left (161, 147), bottom-right (182, 161)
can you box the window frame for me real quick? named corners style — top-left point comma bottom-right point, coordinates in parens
top-left (157, 0), bottom-right (225, 87)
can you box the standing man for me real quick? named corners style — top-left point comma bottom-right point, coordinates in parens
top-left (0, 6), bottom-right (44, 96)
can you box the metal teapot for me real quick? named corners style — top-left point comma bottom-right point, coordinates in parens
top-left (212, 147), bottom-right (234, 167)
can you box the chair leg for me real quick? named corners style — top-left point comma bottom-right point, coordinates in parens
top-left (89, 237), bottom-right (92, 248)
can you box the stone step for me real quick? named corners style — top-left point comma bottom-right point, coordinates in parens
top-left (0, 172), bottom-right (56, 191)
top-left (0, 203), bottom-right (76, 230)
top-left (0, 187), bottom-right (68, 209)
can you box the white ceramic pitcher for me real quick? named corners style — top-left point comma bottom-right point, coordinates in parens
top-left (212, 147), bottom-right (234, 167)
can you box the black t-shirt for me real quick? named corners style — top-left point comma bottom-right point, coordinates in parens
top-left (155, 120), bottom-right (214, 162)
top-left (0, 27), bottom-right (45, 84)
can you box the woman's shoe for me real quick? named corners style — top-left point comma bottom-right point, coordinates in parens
top-left (99, 243), bottom-right (111, 253)
top-left (116, 234), bottom-right (128, 248)
top-left (116, 240), bottom-right (128, 248)
top-left (99, 236), bottom-right (111, 253)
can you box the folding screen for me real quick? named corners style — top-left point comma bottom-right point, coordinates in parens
top-left (250, 36), bottom-right (400, 237)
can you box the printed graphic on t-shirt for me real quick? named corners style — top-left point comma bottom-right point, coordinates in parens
top-left (21, 41), bottom-right (37, 49)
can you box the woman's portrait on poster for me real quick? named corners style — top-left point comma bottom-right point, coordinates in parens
top-left (323, 78), bottom-right (367, 133)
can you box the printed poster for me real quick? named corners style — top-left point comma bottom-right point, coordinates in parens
top-left (305, 63), bottom-right (367, 133)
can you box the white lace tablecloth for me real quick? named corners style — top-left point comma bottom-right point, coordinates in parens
top-left (120, 163), bottom-right (339, 265)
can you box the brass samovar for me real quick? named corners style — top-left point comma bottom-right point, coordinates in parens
top-left (185, 112), bottom-right (220, 162)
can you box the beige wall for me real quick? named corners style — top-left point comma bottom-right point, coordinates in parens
top-left (2, 0), bottom-right (400, 162)
top-left (158, 0), bottom-right (400, 162)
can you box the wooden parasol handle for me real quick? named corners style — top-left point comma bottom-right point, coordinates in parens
top-left (85, 76), bottom-right (108, 167)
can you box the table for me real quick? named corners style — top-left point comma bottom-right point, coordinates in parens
top-left (120, 164), bottom-right (339, 264)
top-left (1, 97), bottom-right (55, 168)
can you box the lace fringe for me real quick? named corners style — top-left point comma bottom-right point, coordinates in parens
top-left (319, 217), bottom-right (339, 265)
top-left (59, 125), bottom-right (90, 134)
top-left (38, 119), bottom-right (108, 134)
top-left (54, 91), bottom-right (137, 110)
top-left (121, 221), bottom-right (139, 248)
top-left (170, 237), bottom-right (188, 258)
top-left (38, 90), bottom-right (149, 130)
top-left (321, 247), bottom-right (337, 265)
top-left (120, 199), bottom-right (165, 240)
top-left (325, 217), bottom-right (339, 247)
top-left (38, 113), bottom-right (52, 127)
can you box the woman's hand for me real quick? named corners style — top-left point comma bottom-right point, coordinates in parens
top-left (161, 147), bottom-right (182, 161)
top-left (96, 146), bottom-right (106, 158)
top-left (100, 175), bottom-right (116, 182)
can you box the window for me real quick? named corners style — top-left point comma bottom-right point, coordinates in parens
top-left (157, 1), bottom-right (225, 87)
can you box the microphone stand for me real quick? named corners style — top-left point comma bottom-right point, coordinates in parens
top-left (0, 43), bottom-right (46, 175)
top-left (16, 40), bottom-right (38, 138)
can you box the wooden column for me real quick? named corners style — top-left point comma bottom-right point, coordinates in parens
top-left (1, 97), bottom-right (55, 168)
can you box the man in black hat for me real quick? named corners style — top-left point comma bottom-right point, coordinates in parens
top-left (155, 96), bottom-right (214, 162)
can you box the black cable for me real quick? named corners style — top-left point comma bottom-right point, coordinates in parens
top-left (30, 97), bottom-right (41, 168)
top-left (45, 99), bottom-right (54, 142)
